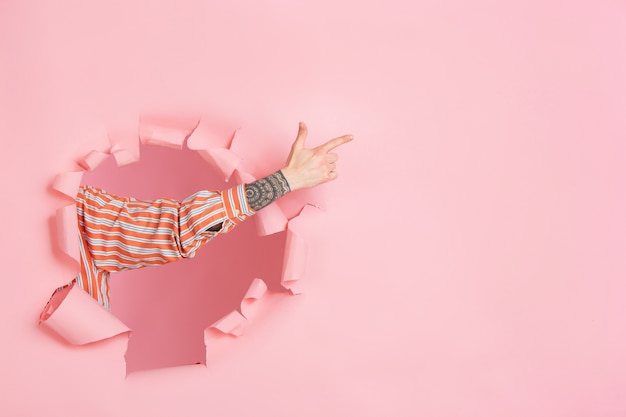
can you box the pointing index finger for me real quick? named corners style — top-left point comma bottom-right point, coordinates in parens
top-left (318, 134), bottom-right (354, 153)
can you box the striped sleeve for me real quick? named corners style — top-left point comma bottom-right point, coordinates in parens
top-left (76, 184), bottom-right (256, 273)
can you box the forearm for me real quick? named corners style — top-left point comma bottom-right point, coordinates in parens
top-left (244, 170), bottom-right (291, 212)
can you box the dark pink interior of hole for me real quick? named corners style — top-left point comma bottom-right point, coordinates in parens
top-left (82, 144), bottom-right (287, 373)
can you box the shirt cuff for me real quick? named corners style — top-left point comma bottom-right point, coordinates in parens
top-left (220, 183), bottom-right (256, 227)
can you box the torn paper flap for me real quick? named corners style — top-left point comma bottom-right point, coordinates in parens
top-left (78, 150), bottom-right (109, 171)
top-left (204, 279), bottom-right (268, 363)
top-left (139, 115), bottom-right (199, 149)
top-left (209, 310), bottom-right (246, 337)
top-left (233, 168), bottom-right (256, 184)
top-left (240, 278), bottom-right (267, 319)
top-left (56, 204), bottom-right (80, 264)
top-left (281, 229), bottom-right (308, 294)
top-left (186, 119), bottom-right (235, 151)
top-left (108, 129), bottom-right (140, 166)
top-left (40, 285), bottom-right (130, 345)
top-left (111, 148), bottom-right (139, 166)
top-left (53, 171), bottom-right (83, 199)
top-left (254, 203), bottom-right (288, 236)
top-left (280, 205), bottom-right (320, 294)
top-left (203, 326), bottom-right (239, 366)
top-left (193, 148), bottom-right (241, 181)
top-left (243, 278), bottom-right (267, 300)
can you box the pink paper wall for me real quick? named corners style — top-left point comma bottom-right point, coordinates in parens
top-left (2, 0), bottom-right (626, 416)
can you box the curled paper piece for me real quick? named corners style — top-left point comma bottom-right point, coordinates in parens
top-left (78, 150), bottom-right (109, 171)
top-left (111, 148), bottom-right (138, 167)
top-left (209, 310), bottom-right (246, 337)
top-left (240, 278), bottom-right (268, 319)
top-left (56, 203), bottom-right (80, 264)
top-left (207, 278), bottom-right (268, 337)
top-left (282, 230), bottom-right (307, 294)
top-left (139, 115), bottom-right (199, 149)
top-left (53, 171), bottom-right (83, 198)
top-left (40, 285), bottom-right (130, 345)
top-left (203, 279), bottom-right (267, 364)
top-left (281, 205), bottom-right (318, 294)
top-left (108, 129), bottom-right (140, 166)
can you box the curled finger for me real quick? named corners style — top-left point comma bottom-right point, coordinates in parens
top-left (326, 152), bottom-right (339, 163)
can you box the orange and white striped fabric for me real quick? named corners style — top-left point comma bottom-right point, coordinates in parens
top-left (72, 184), bottom-right (255, 310)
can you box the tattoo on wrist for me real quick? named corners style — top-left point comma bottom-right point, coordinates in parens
top-left (245, 171), bottom-right (291, 211)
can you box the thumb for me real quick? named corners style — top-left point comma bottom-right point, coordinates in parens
top-left (292, 121), bottom-right (308, 149)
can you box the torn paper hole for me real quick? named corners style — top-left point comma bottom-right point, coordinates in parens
top-left (43, 115), bottom-right (319, 373)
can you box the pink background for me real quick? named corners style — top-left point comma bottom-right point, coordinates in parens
top-left (2, 0), bottom-right (626, 416)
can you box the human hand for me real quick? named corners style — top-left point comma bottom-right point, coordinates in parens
top-left (280, 122), bottom-right (353, 191)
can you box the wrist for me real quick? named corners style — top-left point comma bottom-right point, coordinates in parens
top-left (245, 170), bottom-right (292, 212)
top-left (280, 167), bottom-right (300, 192)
